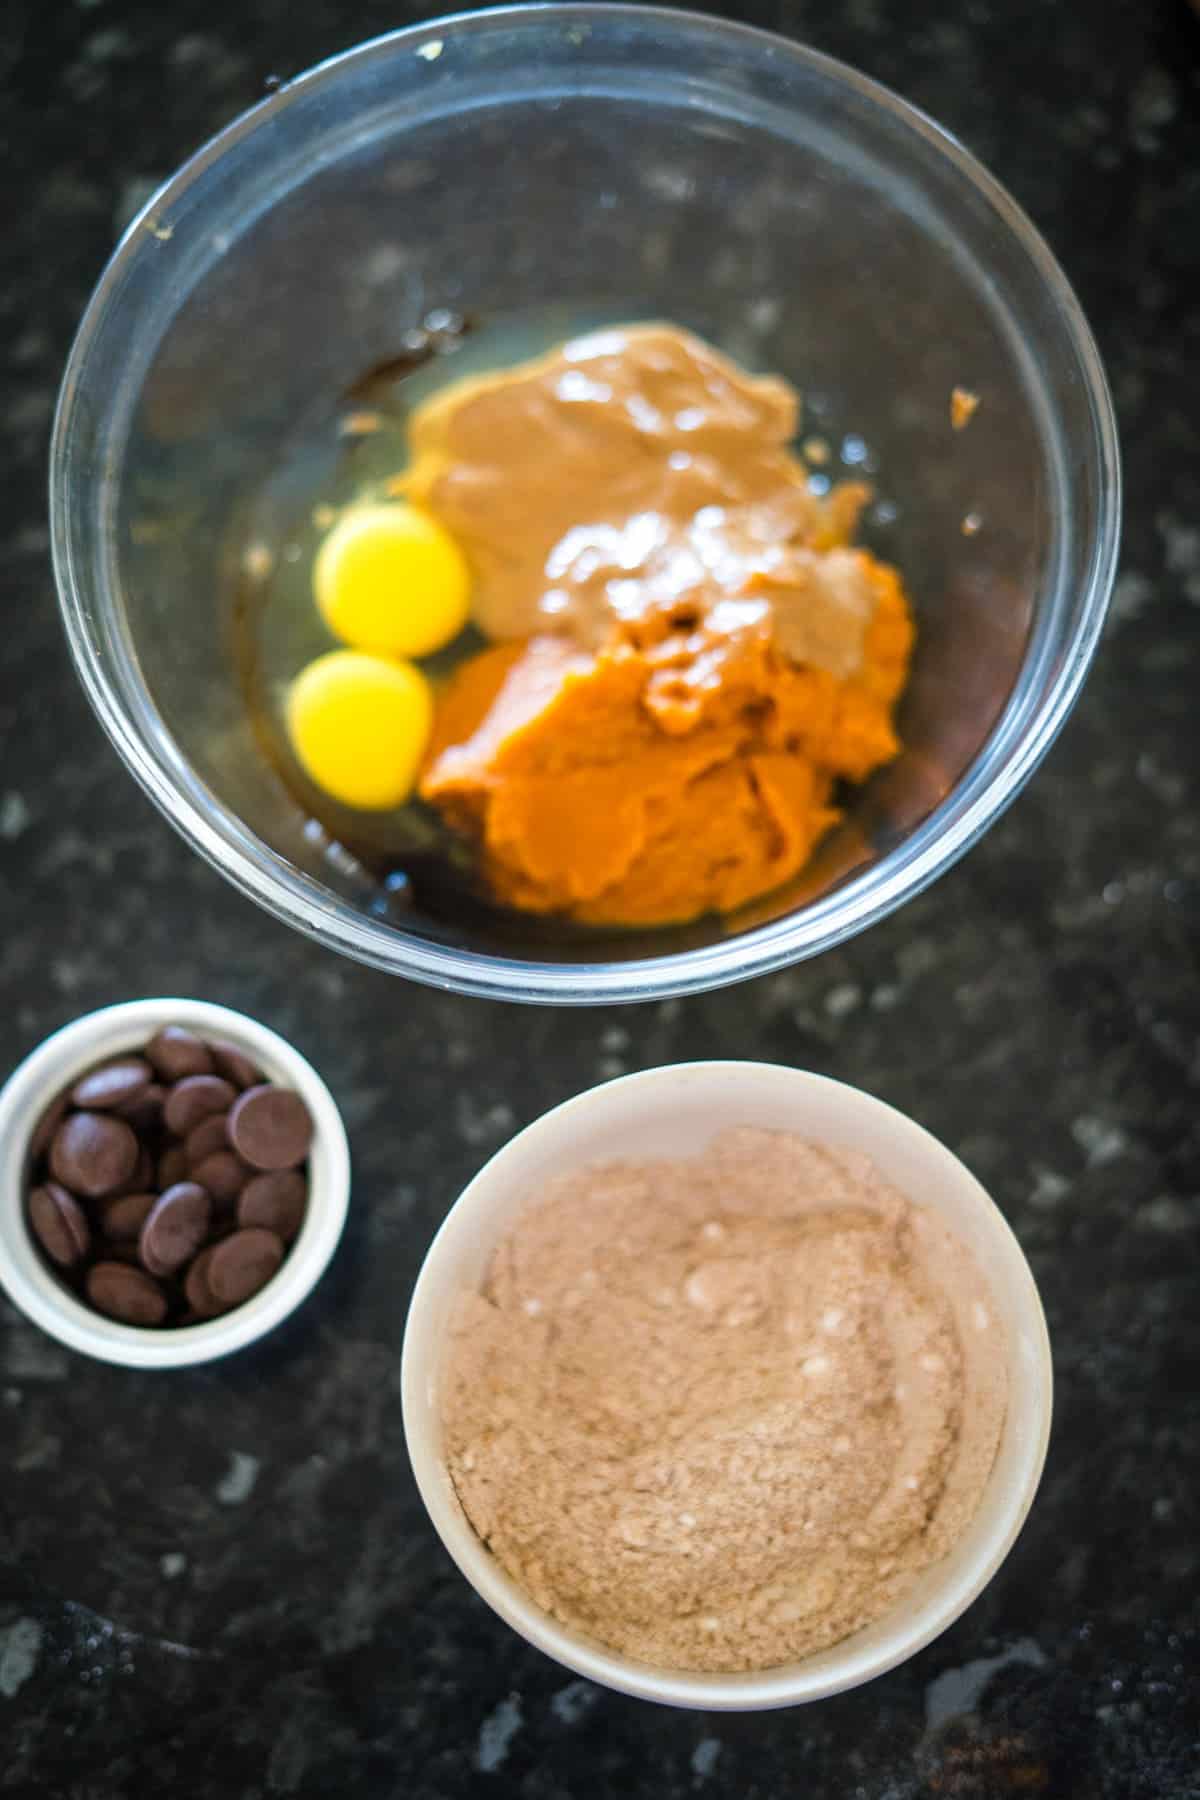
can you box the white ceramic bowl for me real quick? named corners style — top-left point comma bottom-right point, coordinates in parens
top-left (0, 999), bottom-right (350, 1368)
top-left (402, 1061), bottom-right (1052, 1710)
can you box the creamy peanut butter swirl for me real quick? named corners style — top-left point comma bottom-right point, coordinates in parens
top-left (404, 324), bottom-right (874, 678)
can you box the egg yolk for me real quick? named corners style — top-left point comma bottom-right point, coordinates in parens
top-left (285, 650), bottom-right (433, 810)
top-left (313, 502), bottom-right (471, 658)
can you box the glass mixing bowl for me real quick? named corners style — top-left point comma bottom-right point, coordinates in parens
top-left (50, 5), bottom-right (1120, 1004)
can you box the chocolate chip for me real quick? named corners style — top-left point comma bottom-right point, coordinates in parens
top-left (227, 1086), bottom-right (312, 1171)
top-left (184, 1113), bottom-right (230, 1165)
top-left (116, 1082), bottom-right (166, 1133)
top-left (207, 1038), bottom-right (261, 1091)
top-left (29, 1094), bottom-right (68, 1164)
top-left (25, 1025), bottom-right (311, 1332)
top-left (207, 1228), bottom-right (284, 1306)
top-left (100, 1190), bottom-right (157, 1241)
top-left (50, 1111), bottom-right (139, 1199)
top-left (190, 1150), bottom-right (250, 1206)
top-left (86, 1262), bottom-right (168, 1325)
top-left (183, 1246), bottom-right (224, 1318)
top-left (238, 1170), bottom-right (307, 1243)
top-left (28, 1183), bottom-right (91, 1268)
top-left (70, 1057), bottom-right (152, 1113)
top-left (146, 1026), bottom-right (214, 1081)
top-left (139, 1182), bottom-right (212, 1278)
top-left (158, 1145), bottom-right (188, 1190)
top-left (163, 1075), bottom-right (237, 1137)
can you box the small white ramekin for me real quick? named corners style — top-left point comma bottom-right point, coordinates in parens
top-left (0, 998), bottom-right (350, 1368)
top-left (402, 1061), bottom-right (1052, 1710)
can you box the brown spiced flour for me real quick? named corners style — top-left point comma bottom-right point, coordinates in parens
top-left (442, 1128), bottom-right (1007, 1673)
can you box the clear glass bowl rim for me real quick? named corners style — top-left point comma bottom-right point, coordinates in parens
top-left (49, 2), bottom-right (1121, 1005)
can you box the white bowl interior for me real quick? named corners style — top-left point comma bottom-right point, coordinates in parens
top-left (402, 1061), bottom-right (1052, 1709)
top-left (0, 998), bottom-right (350, 1369)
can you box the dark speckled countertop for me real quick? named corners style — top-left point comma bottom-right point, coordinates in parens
top-left (2, 0), bottom-right (1199, 1794)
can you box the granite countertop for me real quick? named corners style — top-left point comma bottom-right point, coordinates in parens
top-left (2, 0), bottom-right (1199, 1793)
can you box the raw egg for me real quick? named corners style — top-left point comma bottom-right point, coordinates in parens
top-left (313, 502), bottom-right (470, 658)
top-left (285, 649), bottom-right (433, 810)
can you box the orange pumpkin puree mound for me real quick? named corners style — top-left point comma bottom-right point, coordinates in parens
top-left (422, 556), bottom-right (912, 927)
top-left (410, 324), bottom-right (916, 929)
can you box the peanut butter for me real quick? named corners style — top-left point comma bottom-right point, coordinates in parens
top-left (404, 324), bottom-right (874, 679)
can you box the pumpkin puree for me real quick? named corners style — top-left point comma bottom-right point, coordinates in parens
top-left (408, 325), bottom-right (914, 927)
